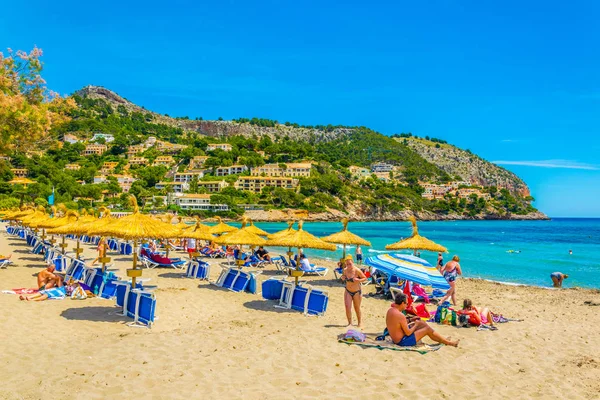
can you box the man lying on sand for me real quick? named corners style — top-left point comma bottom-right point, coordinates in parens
top-left (387, 293), bottom-right (459, 347)
top-left (37, 265), bottom-right (63, 291)
top-left (20, 286), bottom-right (66, 301)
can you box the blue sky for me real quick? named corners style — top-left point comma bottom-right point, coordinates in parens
top-left (2, 0), bottom-right (599, 216)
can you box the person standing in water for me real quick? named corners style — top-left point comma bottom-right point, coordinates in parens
top-left (437, 252), bottom-right (444, 272)
top-left (551, 272), bottom-right (568, 288)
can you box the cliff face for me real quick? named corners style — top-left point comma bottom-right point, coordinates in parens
top-left (404, 138), bottom-right (530, 196)
top-left (74, 85), bottom-right (349, 142)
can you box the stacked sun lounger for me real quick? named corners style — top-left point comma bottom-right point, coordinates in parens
top-left (212, 266), bottom-right (261, 294)
top-left (261, 278), bottom-right (329, 316)
top-left (186, 259), bottom-right (210, 279)
top-left (114, 281), bottom-right (156, 328)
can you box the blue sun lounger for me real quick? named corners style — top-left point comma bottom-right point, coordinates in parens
top-left (114, 281), bottom-right (155, 328)
top-left (213, 267), bottom-right (261, 293)
top-left (186, 260), bottom-right (210, 279)
top-left (261, 278), bottom-right (329, 316)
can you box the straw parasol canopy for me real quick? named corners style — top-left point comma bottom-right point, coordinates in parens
top-left (208, 216), bottom-right (237, 235)
top-left (266, 220), bottom-right (336, 283)
top-left (321, 218), bottom-right (371, 259)
top-left (242, 217), bottom-right (268, 237)
top-left (19, 206), bottom-right (48, 227)
top-left (267, 221), bottom-right (296, 240)
top-left (3, 206), bottom-right (35, 221)
top-left (385, 216), bottom-right (447, 253)
top-left (214, 221), bottom-right (267, 247)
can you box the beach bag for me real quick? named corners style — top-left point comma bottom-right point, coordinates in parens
top-left (458, 314), bottom-right (470, 328)
top-left (344, 329), bottom-right (366, 343)
top-left (435, 304), bottom-right (457, 326)
top-left (71, 285), bottom-right (87, 300)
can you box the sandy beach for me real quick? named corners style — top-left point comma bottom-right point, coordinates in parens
top-left (1, 233), bottom-right (600, 400)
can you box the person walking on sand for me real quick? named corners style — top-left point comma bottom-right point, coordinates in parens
top-left (341, 255), bottom-right (367, 329)
top-left (439, 255), bottom-right (462, 305)
top-left (551, 272), bottom-right (568, 288)
top-left (387, 293), bottom-right (459, 347)
top-left (355, 245), bottom-right (363, 265)
top-left (90, 237), bottom-right (107, 266)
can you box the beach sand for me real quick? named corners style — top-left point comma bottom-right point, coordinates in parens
top-left (1, 233), bottom-right (600, 399)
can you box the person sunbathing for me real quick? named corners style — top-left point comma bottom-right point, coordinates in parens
top-left (386, 293), bottom-right (459, 347)
top-left (20, 286), bottom-right (66, 301)
top-left (37, 265), bottom-right (63, 291)
top-left (459, 298), bottom-right (496, 329)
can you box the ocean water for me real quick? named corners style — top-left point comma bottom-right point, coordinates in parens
top-left (247, 218), bottom-right (600, 289)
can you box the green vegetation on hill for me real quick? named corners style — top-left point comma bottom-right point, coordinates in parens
top-left (0, 82), bottom-right (537, 218)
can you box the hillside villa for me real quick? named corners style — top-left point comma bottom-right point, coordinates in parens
top-left (155, 181), bottom-right (190, 193)
top-left (207, 143), bottom-right (233, 152)
top-left (215, 165), bottom-right (248, 176)
top-left (348, 165), bottom-right (371, 179)
top-left (153, 156), bottom-right (175, 167)
top-left (128, 157), bottom-right (149, 166)
top-left (169, 193), bottom-right (229, 212)
top-left (10, 168), bottom-right (28, 178)
top-left (188, 156), bottom-right (209, 170)
top-left (64, 163), bottom-right (81, 171)
top-left (91, 133), bottom-right (115, 143)
top-left (83, 144), bottom-right (108, 156)
top-left (174, 172), bottom-right (205, 183)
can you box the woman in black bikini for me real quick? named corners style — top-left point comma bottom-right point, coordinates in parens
top-left (341, 256), bottom-right (367, 329)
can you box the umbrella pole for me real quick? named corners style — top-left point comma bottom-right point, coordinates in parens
top-left (131, 239), bottom-right (138, 288)
top-left (60, 235), bottom-right (67, 255)
top-left (74, 238), bottom-right (82, 260)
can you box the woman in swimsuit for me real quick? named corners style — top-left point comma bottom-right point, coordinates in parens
top-left (341, 256), bottom-right (367, 329)
top-left (460, 298), bottom-right (496, 329)
top-left (439, 255), bottom-right (462, 305)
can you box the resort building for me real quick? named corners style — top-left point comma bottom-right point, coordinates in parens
top-left (215, 164), bottom-right (248, 176)
top-left (153, 156), bottom-right (175, 167)
top-left (237, 204), bottom-right (265, 211)
top-left (250, 162), bottom-right (312, 178)
top-left (189, 156), bottom-right (209, 170)
top-left (127, 145), bottom-right (145, 157)
top-left (174, 171), bottom-right (205, 183)
top-left (171, 194), bottom-right (229, 212)
top-left (371, 162), bottom-right (394, 173)
top-left (94, 174), bottom-right (136, 192)
top-left (128, 157), bottom-right (149, 166)
top-left (155, 181), bottom-right (190, 193)
top-left (207, 143), bottom-right (233, 152)
top-left (64, 164), bottom-right (81, 171)
top-left (91, 133), bottom-right (115, 143)
top-left (196, 180), bottom-right (228, 193)
top-left (234, 176), bottom-right (299, 193)
top-left (374, 172), bottom-right (392, 182)
top-left (63, 133), bottom-right (80, 144)
top-left (83, 144), bottom-right (108, 156)
top-left (10, 168), bottom-right (28, 178)
top-left (421, 184), bottom-right (450, 200)
top-left (144, 137), bottom-right (157, 147)
top-left (348, 166), bottom-right (371, 179)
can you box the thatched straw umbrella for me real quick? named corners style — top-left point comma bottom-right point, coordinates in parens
top-left (214, 220), bottom-right (266, 267)
top-left (266, 221), bottom-right (297, 261)
top-left (45, 210), bottom-right (79, 254)
top-left (243, 218), bottom-right (268, 237)
top-left (385, 216), bottom-right (447, 253)
top-left (47, 211), bottom-right (95, 259)
top-left (83, 207), bottom-right (116, 272)
top-left (321, 218), bottom-right (371, 261)
top-left (266, 221), bottom-right (336, 284)
top-left (94, 195), bottom-right (181, 288)
top-left (208, 216), bottom-right (237, 235)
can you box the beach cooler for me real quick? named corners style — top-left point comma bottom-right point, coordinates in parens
top-left (186, 260), bottom-right (210, 279)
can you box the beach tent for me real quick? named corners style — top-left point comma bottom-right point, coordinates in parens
top-left (365, 253), bottom-right (449, 290)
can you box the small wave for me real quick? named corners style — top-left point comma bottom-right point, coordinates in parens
top-left (337, 244), bottom-right (354, 249)
top-left (367, 249), bottom-right (388, 253)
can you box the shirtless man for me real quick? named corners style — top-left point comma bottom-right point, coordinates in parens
top-left (386, 293), bottom-right (459, 347)
top-left (37, 265), bottom-right (63, 290)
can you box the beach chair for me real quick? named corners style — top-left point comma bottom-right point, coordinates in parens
top-left (140, 254), bottom-right (186, 269)
top-left (291, 259), bottom-right (328, 276)
top-left (186, 260), bottom-right (210, 279)
top-left (119, 241), bottom-right (133, 255)
top-left (64, 258), bottom-right (87, 282)
top-left (0, 258), bottom-right (13, 269)
top-left (262, 277), bottom-right (286, 300)
top-left (168, 241), bottom-right (185, 252)
top-left (113, 281), bottom-right (155, 328)
top-left (107, 238), bottom-right (119, 251)
top-left (213, 267), bottom-right (261, 293)
top-left (290, 285), bottom-right (329, 316)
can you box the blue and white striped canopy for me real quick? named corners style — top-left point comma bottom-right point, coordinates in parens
top-left (365, 253), bottom-right (450, 290)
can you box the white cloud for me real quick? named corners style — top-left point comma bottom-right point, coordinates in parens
top-left (492, 159), bottom-right (600, 170)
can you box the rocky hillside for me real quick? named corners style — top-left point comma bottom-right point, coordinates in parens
top-left (74, 86), bottom-right (349, 142)
top-left (403, 138), bottom-right (530, 196)
top-left (73, 85), bottom-right (533, 198)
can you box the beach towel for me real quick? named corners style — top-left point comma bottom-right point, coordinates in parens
top-left (41, 286), bottom-right (66, 300)
top-left (338, 334), bottom-right (443, 354)
top-left (2, 288), bottom-right (38, 295)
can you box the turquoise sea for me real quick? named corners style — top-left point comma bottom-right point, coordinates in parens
top-left (248, 218), bottom-right (600, 289)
